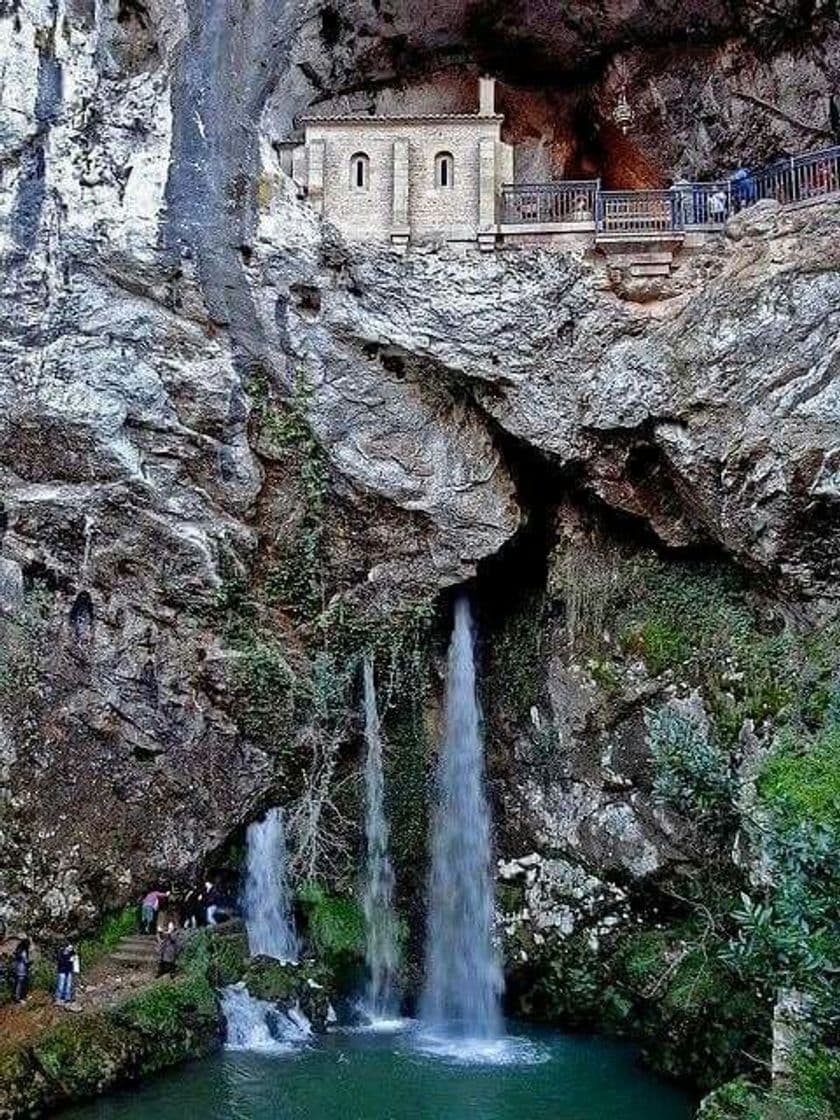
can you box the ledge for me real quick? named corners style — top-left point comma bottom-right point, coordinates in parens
top-left (498, 221), bottom-right (596, 235)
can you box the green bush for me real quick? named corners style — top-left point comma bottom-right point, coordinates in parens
top-left (646, 701), bottom-right (736, 819)
top-left (622, 616), bottom-right (691, 675)
top-left (231, 639), bottom-right (300, 751)
top-left (788, 1046), bottom-right (840, 1115)
top-left (113, 970), bottom-right (217, 1035)
top-left (32, 1016), bottom-right (133, 1097)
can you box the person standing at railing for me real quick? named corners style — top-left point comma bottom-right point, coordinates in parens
top-left (830, 96), bottom-right (840, 144)
top-left (730, 167), bottom-right (756, 210)
top-left (671, 177), bottom-right (694, 226)
top-left (709, 187), bottom-right (728, 223)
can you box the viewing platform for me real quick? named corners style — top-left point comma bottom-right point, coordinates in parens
top-left (497, 145), bottom-right (840, 249)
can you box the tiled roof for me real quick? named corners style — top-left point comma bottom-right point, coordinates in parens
top-left (298, 112), bottom-right (504, 124)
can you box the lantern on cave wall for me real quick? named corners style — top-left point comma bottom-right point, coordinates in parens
top-left (612, 87), bottom-right (634, 134)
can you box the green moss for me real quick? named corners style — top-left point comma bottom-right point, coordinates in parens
top-left (698, 1078), bottom-right (765, 1120)
top-left (202, 929), bottom-right (250, 987)
top-left (700, 1050), bottom-right (840, 1120)
top-left (31, 1015), bottom-right (136, 1098)
top-left (587, 657), bottom-right (622, 697)
top-left (297, 881), bottom-right (365, 966)
top-left (113, 971), bottom-right (217, 1035)
top-left (622, 616), bottom-right (691, 675)
top-left (484, 590), bottom-right (545, 722)
top-left (242, 957), bottom-right (328, 1002)
top-left (252, 370), bottom-right (329, 621)
top-left (230, 639), bottom-right (300, 753)
top-left (758, 725), bottom-right (840, 831)
top-left (789, 1046), bottom-right (840, 1115)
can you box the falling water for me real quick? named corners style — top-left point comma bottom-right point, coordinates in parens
top-left (362, 657), bottom-right (400, 1020)
top-left (243, 807), bottom-right (298, 962)
top-left (220, 984), bottom-right (311, 1053)
top-left (421, 597), bottom-right (503, 1040)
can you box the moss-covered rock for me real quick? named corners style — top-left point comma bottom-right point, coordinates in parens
top-left (0, 930), bottom-right (229, 1119)
top-left (241, 957), bottom-right (332, 1031)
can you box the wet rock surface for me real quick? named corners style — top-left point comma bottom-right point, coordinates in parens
top-left (0, 0), bottom-right (838, 971)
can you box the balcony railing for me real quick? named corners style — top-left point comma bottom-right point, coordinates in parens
top-left (596, 190), bottom-right (679, 235)
top-left (500, 180), bottom-right (599, 225)
top-left (499, 144), bottom-right (840, 235)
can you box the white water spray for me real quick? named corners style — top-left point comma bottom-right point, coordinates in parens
top-left (421, 597), bottom-right (502, 1040)
top-left (362, 657), bottom-right (400, 1020)
top-left (220, 984), bottom-right (311, 1053)
top-left (243, 807), bottom-right (298, 962)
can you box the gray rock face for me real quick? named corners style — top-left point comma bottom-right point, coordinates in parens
top-left (0, 0), bottom-right (837, 934)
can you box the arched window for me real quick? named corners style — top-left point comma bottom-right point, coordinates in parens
top-left (434, 151), bottom-right (454, 189)
top-left (350, 152), bottom-right (370, 191)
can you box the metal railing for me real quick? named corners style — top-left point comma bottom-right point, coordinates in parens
top-left (500, 144), bottom-right (840, 235)
top-left (500, 180), bottom-right (599, 225)
top-left (596, 190), bottom-right (679, 234)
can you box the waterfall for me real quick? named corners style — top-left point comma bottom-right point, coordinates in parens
top-left (220, 984), bottom-right (311, 1053)
top-left (243, 807), bottom-right (298, 962)
top-left (421, 596), bottom-right (502, 1040)
top-left (361, 657), bottom-right (400, 1020)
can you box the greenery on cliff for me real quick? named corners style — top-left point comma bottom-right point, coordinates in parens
top-left (0, 930), bottom-right (236, 1119)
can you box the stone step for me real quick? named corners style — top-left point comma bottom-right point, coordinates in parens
top-left (629, 262), bottom-right (673, 277)
top-left (119, 936), bottom-right (158, 947)
top-left (110, 952), bottom-right (156, 968)
top-left (623, 250), bottom-right (674, 265)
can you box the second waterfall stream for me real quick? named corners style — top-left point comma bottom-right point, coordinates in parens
top-left (361, 657), bottom-right (401, 1020)
top-left (243, 807), bottom-right (298, 962)
top-left (421, 596), bottom-right (503, 1040)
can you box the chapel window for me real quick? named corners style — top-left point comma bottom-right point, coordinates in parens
top-left (435, 151), bottom-right (454, 189)
top-left (350, 152), bottom-right (370, 190)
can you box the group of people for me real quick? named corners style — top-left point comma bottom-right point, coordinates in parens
top-left (140, 880), bottom-right (236, 936)
top-left (141, 881), bottom-right (237, 978)
top-left (672, 150), bottom-right (840, 226)
top-left (2, 937), bottom-right (79, 1006)
top-left (2, 878), bottom-right (237, 1010)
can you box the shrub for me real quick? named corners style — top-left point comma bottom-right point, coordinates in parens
top-left (646, 700), bottom-right (736, 819)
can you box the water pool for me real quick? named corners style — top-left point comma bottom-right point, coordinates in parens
top-left (59, 1022), bottom-right (695, 1120)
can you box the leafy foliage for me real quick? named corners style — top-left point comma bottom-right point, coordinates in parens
top-left (758, 723), bottom-right (840, 831)
top-left (231, 639), bottom-right (301, 754)
top-left (252, 369), bottom-right (330, 621)
top-left (647, 701), bottom-right (736, 819)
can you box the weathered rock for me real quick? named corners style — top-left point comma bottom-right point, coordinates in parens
top-left (0, 0), bottom-right (837, 952)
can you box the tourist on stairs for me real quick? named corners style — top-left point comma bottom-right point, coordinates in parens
top-left (54, 940), bottom-right (79, 1005)
top-left (12, 939), bottom-right (31, 1004)
top-left (140, 888), bottom-right (170, 935)
top-left (157, 922), bottom-right (180, 978)
top-left (204, 881), bottom-right (221, 926)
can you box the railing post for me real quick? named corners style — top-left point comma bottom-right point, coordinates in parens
top-left (790, 155), bottom-right (797, 204)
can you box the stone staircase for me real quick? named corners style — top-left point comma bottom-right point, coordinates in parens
top-left (625, 249), bottom-right (676, 278)
top-left (109, 934), bottom-right (158, 972)
top-left (599, 246), bottom-right (678, 278)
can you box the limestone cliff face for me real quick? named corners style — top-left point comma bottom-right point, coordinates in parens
top-left (0, 0), bottom-right (838, 937)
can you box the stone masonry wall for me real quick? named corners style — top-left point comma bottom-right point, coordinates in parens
top-left (303, 118), bottom-right (503, 243)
